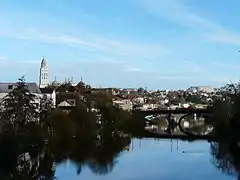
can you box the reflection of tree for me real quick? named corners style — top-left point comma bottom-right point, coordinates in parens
top-left (88, 160), bottom-right (116, 175)
top-left (0, 131), bottom-right (130, 178)
top-left (88, 135), bottom-right (130, 175)
top-left (210, 141), bottom-right (235, 176)
top-left (208, 83), bottom-right (240, 179)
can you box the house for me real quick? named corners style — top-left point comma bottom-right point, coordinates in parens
top-left (56, 92), bottom-right (82, 107)
top-left (57, 100), bottom-right (75, 113)
top-left (91, 88), bottom-right (117, 95)
top-left (120, 88), bottom-right (138, 95)
top-left (187, 86), bottom-right (215, 94)
top-left (113, 99), bottom-right (133, 111)
top-left (141, 103), bottom-right (159, 110)
top-left (40, 87), bottom-right (56, 107)
top-left (57, 100), bottom-right (74, 108)
top-left (132, 97), bottom-right (145, 104)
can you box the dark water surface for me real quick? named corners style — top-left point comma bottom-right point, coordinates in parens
top-left (55, 138), bottom-right (235, 180)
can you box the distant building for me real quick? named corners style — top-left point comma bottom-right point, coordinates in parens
top-left (113, 99), bottom-right (133, 111)
top-left (120, 88), bottom-right (138, 95)
top-left (186, 87), bottom-right (198, 93)
top-left (40, 87), bottom-right (56, 107)
top-left (91, 88), bottom-right (117, 95)
top-left (187, 86), bottom-right (215, 93)
top-left (39, 58), bottom-right (49, 88)
top-left (141, 103), bottom-right (159, 110)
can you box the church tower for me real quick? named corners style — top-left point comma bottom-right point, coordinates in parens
top-left (39, 58), bottom-right (49, 88)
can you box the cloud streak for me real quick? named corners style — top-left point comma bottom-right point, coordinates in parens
top-left (3, 28), bottom-right (170, 61)
top-left (135, 0), bottom-right (240, 45)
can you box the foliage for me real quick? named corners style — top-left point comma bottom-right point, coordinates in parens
top-left (137, 87), bottom-right (144, 94)
top-left (207, 82), bottom-right (240, 139)
top-left (40, 95), bottom-right (53, 128)
top-left (0, 76), bottom-right (38, 134)
top-left (68, 102), bottom-right (97, 138)
top-left (209, 82), bottom-right (240, 178)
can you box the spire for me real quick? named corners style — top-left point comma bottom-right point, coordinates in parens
top-left (41, 57), bottom-right (47, 67)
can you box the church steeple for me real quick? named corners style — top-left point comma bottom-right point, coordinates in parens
top-left (39, 57), bottom-right (49, 88)
top-left (41, 57), bottom-right (47, 67)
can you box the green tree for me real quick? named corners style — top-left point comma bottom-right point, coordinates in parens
top-left (137, 87), bottom-right (144, 94)
top-left (39, 96), bottom-right (53, 128)
top-left (68, 102), bottom-right (97, 137)
top-left (0, 76), bottom-right (38, 134)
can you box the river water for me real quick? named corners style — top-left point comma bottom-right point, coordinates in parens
top-left (55, 138), bottom-right (236, 180)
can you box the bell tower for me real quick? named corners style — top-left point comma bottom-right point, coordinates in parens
top-left (39, 57), bottom-right (49, 88)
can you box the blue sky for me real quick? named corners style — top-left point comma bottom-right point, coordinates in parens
top-left (1, 0), bottom-right (240, 89)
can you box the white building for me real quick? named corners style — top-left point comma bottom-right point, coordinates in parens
top-left (141, 104), bottom-right (159, 110)
top-left (39, 58), bottom-right (49, 88)
top-left (133, 97), bottom-right (145, 104)
top-left (187, 86), bottom-right (215, 94)
top-left (113, 99), bottom-right (133, 111)
top-left (39, 88), bottom-right (56, 107)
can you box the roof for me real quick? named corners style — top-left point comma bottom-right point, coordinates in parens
top-left (41, 58), bottom-right (47, 67)
top-left (57, 101), bottom-right (73, 107)
top-left (40, 87), bottom-right (55, 94)
top-left (0, 83), bottom-right (41, 93)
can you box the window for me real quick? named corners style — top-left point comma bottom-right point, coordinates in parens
top-left (8, 85), bottom-right (13, 90)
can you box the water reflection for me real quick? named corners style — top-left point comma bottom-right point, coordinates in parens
top-left (1, 135), bottom-right (240, 179)
top-left (0, 115), bottom-right (239, 179)
top-left (55, 138), bottom-right (235, 180)
top-left (146, 113), bottom-right (213, 138)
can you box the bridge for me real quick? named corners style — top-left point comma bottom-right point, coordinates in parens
top-left (133, 108), bottom-right (213, 140)
top-left (133, 108), bottom-right (211, 115)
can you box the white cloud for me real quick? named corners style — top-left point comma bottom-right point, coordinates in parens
top-left (207, 31), bottom-right (240, 45)
top-left (4, 28), bottom-right (170, 61)
top-left (135, 0), bottom-right (220, 29)
top-left (135, 0), bottom-right (240, 45)
top-left (1, 58), bottom-right (39, 65)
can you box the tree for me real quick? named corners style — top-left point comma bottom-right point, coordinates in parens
top-left (0, 76), bottom-right (38, 133)
top-left (39, 95), bottom-right (54, 131)
top-left (137, 87), bottom-right (144, 94)
top-left (68, 102), bottom-right (96, 137)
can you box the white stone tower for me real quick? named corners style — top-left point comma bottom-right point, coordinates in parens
top-left (39, 58), bottom-right (49, 88)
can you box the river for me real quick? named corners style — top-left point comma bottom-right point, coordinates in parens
top-left (55, 138), bottom-right (236, 180)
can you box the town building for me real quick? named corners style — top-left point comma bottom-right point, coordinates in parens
top-left (187, 86), bottom-right (215, 94)
top-left (113, 99), bottom-right (133, 111)
top-left (39, 87), bottom-right (56, 107)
